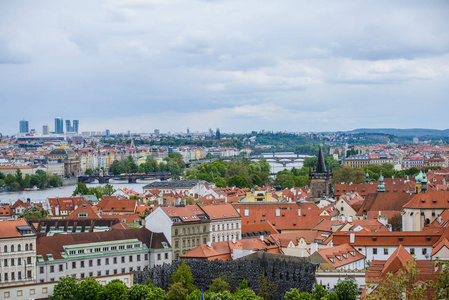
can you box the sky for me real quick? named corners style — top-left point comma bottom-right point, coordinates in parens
top-left (1, 0), bottom-right (449, 135)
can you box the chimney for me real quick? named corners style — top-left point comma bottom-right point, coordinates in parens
top-left (260, 235), bottom-right (264, 242)
top-left (298, 208), bottom-right (301, 216)
top-left (350, 233), bottom-right (355, 244)
top-left (232, 238), bottom-right (236, 244)
top-left (206, 242), bottom-right (211, 248)
top-left (348, 216), bottom-right (353, 223)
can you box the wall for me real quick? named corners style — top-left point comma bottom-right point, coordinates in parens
top-left (134, 252), bottom-right (317, 300)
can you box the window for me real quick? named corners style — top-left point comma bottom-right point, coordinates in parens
top-left (18, 259), bottom-right (21, 265)
top-left (18, 244), bottom-right (21, 251)
top-left (89, 272), bottom-right (93, 277)
top-left (121, 268), bottom-right (125, 273)
top-left (113, 257), bottom-right (117, 264)
top-left (410, 248), bottom-right (415, 255)
top-left (80, 261), bottom-right (85, 268)
top-left (11, 272), bottom-right (14, 281)
top-left (121, 257), bottom-right (125, 263)
top-left (145, 254), bottom-right (148, 261)
top-left (11, 245), bottom-right (14, 252)
top-left (97, 271), bottom-right (101, 276)
top-left (203, 238), bottom-right (207, 244)
top-left (384, 248), bottom-right (388, 255)
top-left (129, 267), bottom-right (133, 272)
top-left (25, 244), bottom-right (28, 251)
top-left (18, 272), bottom-right (21, 280)
top-left (72, 262), bottom-right (76, 269)
top-left (27, 257), bottom-right (31, 264)
top-left (50, 266), bottom-right (54, 273)
top-left (373, 248), bottom-right (377, 255)
top-left (212, 225), bottom-right (215, 231)
top-left (422, 248), bottom-right (427, 255)
top-left (106, 258), bottom-right (109, 265)
top-left (59, 265), bottom-right (63, 272)
top-left (175, 229), bottom-right (178, 236)
top-left (4, 273), bottom-right (8, 281)
top-left (40, 267), bottom-right (44, 274)
top-left (11, 259), bottom-right (14, 266)
top-left (30, 243), bottom-right (33, 251)
top-left (3, 259), bottom-right (7, 267)
top-left (89, 260), bottom-right (93, 267)
top-left (105, 270), bottom-right (109, 275)
top-left (175, 241), bottom-right (179, 248)
top-left (114, 269), bottom-right (118, 275)
top-left (81, 273), bottom-right (85, 279)
top-left (137, 255), bottom-right (140, 262)
top-left (129, 255), bottom-right (133, 262)
top-left (97, 259), bottom-right (101, 266)
top-left (157, 253), bottom-right (161, 260)
top-left (165, 253), bottom-right (169, 259)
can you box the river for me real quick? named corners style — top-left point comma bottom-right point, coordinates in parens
top-left (0, 179), bottom-right (156, 205)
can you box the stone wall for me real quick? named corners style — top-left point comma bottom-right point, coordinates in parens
top-left (134, 252), bottom-right (317, 300)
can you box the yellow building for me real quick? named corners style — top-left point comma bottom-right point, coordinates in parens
top-left (240, 190), bottom-right (281, 202)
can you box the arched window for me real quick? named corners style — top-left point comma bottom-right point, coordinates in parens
top-left (25, 244), bottom-right (29, 251)
top-left (203, 226), bottom-right (207, 233)
top-left (30, 243), bottom-right (33, 251)
top-left (175, 229), bottom-right (178, 236)
top-left (18, 244), bottom-right (21, 251)
top-left (4, 245), bottom-right (7, 252)
top-left (11, 245), bottom-right (14, 252)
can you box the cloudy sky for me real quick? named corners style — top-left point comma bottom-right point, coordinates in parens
top-left (1, 0), bottom-right (448, 135)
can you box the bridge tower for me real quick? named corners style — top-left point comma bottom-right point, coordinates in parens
top-left (309, 146), bottom-right (333, 201)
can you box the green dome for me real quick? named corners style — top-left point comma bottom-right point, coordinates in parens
top-left (415, 170), bottom-right (423, 184)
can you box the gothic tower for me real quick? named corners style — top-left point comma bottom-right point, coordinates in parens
top-left (309, 146), bottom-right (333, 201)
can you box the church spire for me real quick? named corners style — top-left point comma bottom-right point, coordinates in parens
top-left (316, 146), bottom-right (327, 173)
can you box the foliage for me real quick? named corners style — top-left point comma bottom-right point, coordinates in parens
top-left (77, 277), bottom-right (105, 300)
top-left (167, 282), bottom-right (189, 300)
top-left (19, 206), bottom-right (48, 219)
top-left (49, 275), bottom-right (79, 300)
top-left (237, 279), bottom-right (249, 291)
top-left (85, 168), bottom-right (94, 175)
top-left (435, 260), bottom-right (449, 300)
top-left (0, 169), bottom-right (61, 191)
top-left (234, 288), bottom-right (263, 300)
top-left (145, 287), bottom-right (167, 300)
top-left (256, 275), bottom-right (278, 300)
top-left (171, 260), bottom-right (197, 293)
top-left (207, 278), bottom-right (231, 294)
top-left (49, 175), bottom-right (63, 187)
top-left (109, 154), bottom-right (182, 175)
top-left (72, 182), bottom-right (116, 199)
top-left (312, 284), bottom-right (327, 300)
top-left (206, 291), bottom-right (234, 300)
top-left (389, 214), bottom-right (402, 232)
top-left (103, 280), bottom-right (129, 300)
top-left (284, 288), bottom-right (313, 300)
top-left (334, 280), bottom-right (358, 300)
top-left (333, 166), bottom-right (365, 185)
top-left (274, 167), bottom-right (309, 189)
top-left (325, 292), bottom-right (338, 300)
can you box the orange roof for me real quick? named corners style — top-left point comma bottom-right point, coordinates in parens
top-left (403, 191), bottom-right (449, 209)
top-left (201, 204), bottom-right (241, 220)
top-left (67, 201), bottom-right (100, 219)
top-left (242, 221), bottom-right (279, 235)
top-left (0, 219), bottom-right (30, 238)
top-left (96, 197), bottom-right (137, 213)
top-left (162, 205), bottom-right (206, 222)
top-left (318, 243), bottom-right (365, 268)
top-left (271, 230), bottom-right (321, 247)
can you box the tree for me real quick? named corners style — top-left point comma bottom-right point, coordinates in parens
top-left (284, 288), bottom-right (313, 300)
top-left (390, 214), bottom-right (402, 232)
top-left (312, 284), bottom-right (327, 300)
top-left (145, 287), bottom-right (167, 300)
top-left (49, 275), bottom-right (79, 300)
top-left (85, 169), bottom-right (94, 175)
top-left (435, 261), bottom-right (449, 300)
top-left (103, 280), bottom-right (129, 300)
top-left (77, 277), bottom-right (105, 300)
top-left (237, 279), bottom-right (249, 291)
top-left (207, 278), bottom-right (230, 294)
top-left (333, 166), bottom-right (365, 185)
top-left (167, 282), bottom-right (188, 300)
top-left (171, 260), bottom-right (196, 293)
top-left (213, 177), bottom-right (226, 188)
top-left (73, 182), bottom-right (90, 196)
top-left (334, 280), bottom-right (358, 300)
top-left (227, 175), bottom-right (250, 188)
top-left (207, 291), bottom-right (234, 300)
top-left (257, 275), bottom-right (277, 300)
top-left (49, 175), bottom-right (63, 187)
top-left (19, 206), bottom-right (48, 219)
top-left (15, 168), bottom-right (24, 189)
top-left (234, 288), bottom-right (263, 300)
top-left (36, 169), bottom-right (48, 188)
top-left (128, 284), bottom-right (151, 300)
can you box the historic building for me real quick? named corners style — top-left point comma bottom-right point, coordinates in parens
top-left (309, 147), bottom-right (333, 201)
top-left (0, 219), bottom-right (37, 287)
top-left (47, 146), bottom-right (80, 177)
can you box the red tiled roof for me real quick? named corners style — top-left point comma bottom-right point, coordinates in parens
top-left (162, 204), bottom-right (206, 222)
top-left (242, 221), bottom-right (279, 235)
top-left (201, 204), bottom-right (241, 220)
top-left (403, 191), bottom-right (449, 209)
top-left (317, 243), bottom-right (365, 268)
top-left (0, 219), bottom-right (30, 238)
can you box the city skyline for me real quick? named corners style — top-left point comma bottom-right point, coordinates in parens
top-left (1, 1), bottom-right (448, 135)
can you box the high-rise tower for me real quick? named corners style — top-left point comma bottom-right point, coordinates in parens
top-left (309, 146), bottom-right (333, 201)
top-left (19, 120), bottom-right (29, 133)
top-left (55, 117), bottom-right (64, 134)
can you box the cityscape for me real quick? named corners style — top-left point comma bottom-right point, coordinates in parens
top-left (1, 1), bottom-right (449, 300)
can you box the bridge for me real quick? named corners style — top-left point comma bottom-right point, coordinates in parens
top-left (185, 153), bottom-right (314, 168)
top-left (77, 172), bottom-right (172, 184)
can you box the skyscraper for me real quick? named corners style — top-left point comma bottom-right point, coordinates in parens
top-left (42, 125), bottom-right (49, 135)
top-left (55, 117), bottom-right (64, 134)
top-left (66, 120), bottom-right (72, 133)
top-left (19, 120), bottom-right (29, 133)
top-left (72, 120), bottom-right (79, 134)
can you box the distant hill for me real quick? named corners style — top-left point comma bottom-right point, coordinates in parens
top-left (347, 128), bottom-right (449, 137)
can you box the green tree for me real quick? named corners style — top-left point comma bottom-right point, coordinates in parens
top-left (207, 291), bottom-right (234, 300)
top-left (146, 287), bottom-right (167, 300)
top-left (36, 169), bottom-right (48, 188)
top-left (77, 277), bottom-right (105, 300)
top-left (171, 260), bottom-right (196, 293)
top-left (389, 214), bottom-right (402, 232)
top-left (213, 177), bottom-right (226, 188)
top-left (257, 275), bottom-right (277, 300)
top-left (435, 261), bottom-right (449, 300)
top-left (49, 175), bottom-right (63, 187)
top-left (284, 288), bottom-right (301, 300)
top-left (334, 280), bottom-right (358, 300)
top-left (85, 169), bottom-right (94, 175)
top-left (325, 292), bottom-right (338, 300)
top-left (227, 175), bottom-right (250, 188)
top-left (128, 284), bottom-right (151, 300)
top-left (333, 166), bottom-right (365, 185)
top-left (167, 282), bottom-right (189, 300)
top-left (19, 206), bottom-right (48, 219)
top-left (237, 279), bottom-right (249, 291)
top-left (207, 278), bottom-right (230, 294)
top-left (312, 284), bottom-right (327, 300)
top-left (103, 280), bottom-right (129, 300)
top-left (234, 288), bottom-right (263, 300)
top-left (73, 182), bottom-right (90, 196)
top-left (49, 275), bottom-right (79, 300)
top-left (102, 183), bottom-right (116, 196)
top-left (15, 169), bottom-right (24, 189)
